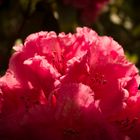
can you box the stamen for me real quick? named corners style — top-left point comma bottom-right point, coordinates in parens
top-left (63, 128), bottom-right (79, 137)
top-left (52, 49), bottom-right (65, 74)
top-left (116, 117), bottom-right (138, 131)
top-left (91, 72), bottom-right (107, 86)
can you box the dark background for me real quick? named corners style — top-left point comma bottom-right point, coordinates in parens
top-left (0, 0), bottom-right (140, 75)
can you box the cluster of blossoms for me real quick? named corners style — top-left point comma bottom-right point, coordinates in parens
top-left (0, 27), bottom-right (140, 140)
top-left (63, 0), bottom-right (109, 23)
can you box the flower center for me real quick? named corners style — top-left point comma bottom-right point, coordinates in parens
top-left (91, 72), bottom-right (107, 86)
top-left (52, 49), bottom-right (65, 75)
top-left (63, 128), bottom-right (79, 138)
top-left (115, 117), bottom-right (138, 131)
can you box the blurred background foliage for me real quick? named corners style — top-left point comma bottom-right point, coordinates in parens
top-left (0, 0), bottom-right (140, 75)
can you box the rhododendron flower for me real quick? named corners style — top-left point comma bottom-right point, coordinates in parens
top-left (0, 27), bottom-right (140, 140)
top-left (63, 0), bottom-right (110, 23)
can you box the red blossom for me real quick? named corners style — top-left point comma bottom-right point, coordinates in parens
top-left (0, 27), bottom-right (140, 140)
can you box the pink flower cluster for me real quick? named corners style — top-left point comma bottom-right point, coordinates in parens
top-left (63, 0), bottom-right (109, 23)
top-left (0, 27), bottom-right (140, 140)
